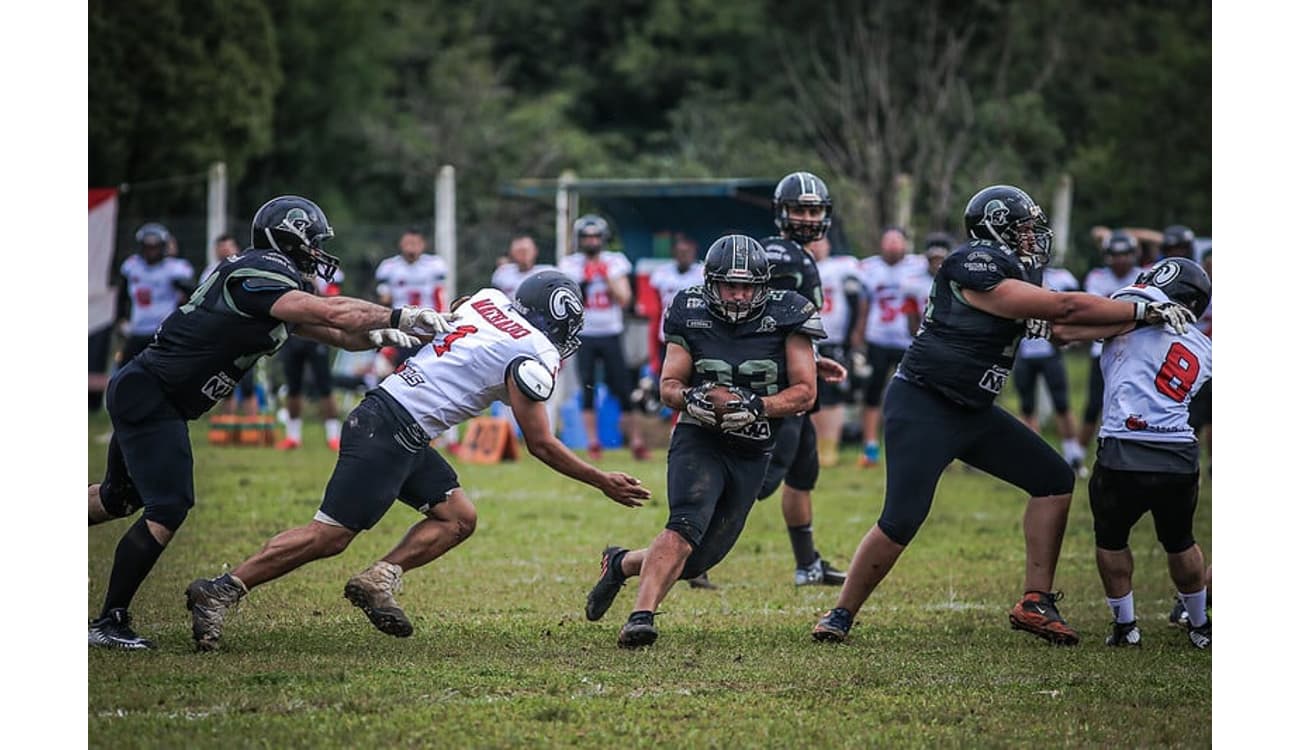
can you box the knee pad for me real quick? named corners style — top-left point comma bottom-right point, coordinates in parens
top-left (142, 493), bottom-right (194, 532)
top-left (99, 479), bottom-right (143, 519)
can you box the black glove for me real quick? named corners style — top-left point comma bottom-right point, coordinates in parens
top-left (684, 382), bottom-right (720, 427)
top-left (720, 385), bottom-right (764, 432)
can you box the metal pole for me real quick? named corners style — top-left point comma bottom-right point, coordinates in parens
top-left (436, 164), bottom-right (457, 305)
top-left (206, 162), bottom-right (226, 267)
top-left (556, 169), bottom-right (577, 263)
top-left (1051, 174), bottom-right (1072, 266)
top-left (893, 173), bottom-right (913, 240)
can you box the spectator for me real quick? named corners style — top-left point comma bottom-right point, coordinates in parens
top-left (491, 233), bottom-right (554, 299)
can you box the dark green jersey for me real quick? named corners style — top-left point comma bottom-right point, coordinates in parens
top-left (760, 236), bottom-right (823, 310)
top-left (899, 240), bottom-right (1042, 409)
top-left (664, 286), bottom-right (826, 451)
top-left (137, 249), bottom-right (311, 419)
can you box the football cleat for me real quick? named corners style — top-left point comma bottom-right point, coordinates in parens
top-left (795, 556), bottom-right (847, 587)
top-left (630, 442), bottom-right (651, 462)
top-left (1188, 619), bottom-right (1211, 650)
top-left (617, 611), bottom-right (658, 649)
top-left (344, 561), bottom-right (413, 637)
top-left (88, 608), bottom-right (155, 650)
top-left (1104, 619), bottom-right (1141, 647)
top-left (587, 443), bottom-right (603, 462)
top-left (186, 574), bottom-right (247, 652)
top-left (276, 437), bottom-right (301, 451)
top-left (1009, 591), bottom-right (1080, 646)
top-left (1168, 597), bottom-right (1190, 628)
top-left (585, 546), bottom-right (628, 621)
top-left (686, 571), bottom-right (719, 590)
top-left (326, 437), bottom-right (341, 452)
top-left (858, 443), bottom-right (880, 468)
top-left (1070, 458), bottom-right (1090, 479)
top-left (812, 607), bottom-right (855, 643)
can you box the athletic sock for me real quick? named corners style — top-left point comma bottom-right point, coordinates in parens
top-left (1062, 438), bottom-right (1084, 464)
top-left (788, 524), bottom-right (818, 569)
top-left (1178, 588), bottom-right (1208, 627)
top-left (1105, 591), bottom-right (1136, 624)
top-left (285, 417), bottom-right (303, 443)
top-left (100, 517), bottom-right (167, 618)
top-left (324, 418), bottom-right (342, 442)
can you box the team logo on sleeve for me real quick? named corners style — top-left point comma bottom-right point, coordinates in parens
top-left (549, 286), bottom-right (583, 319)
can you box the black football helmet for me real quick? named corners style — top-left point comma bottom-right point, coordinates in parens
top-left (923, 231), bottom-right (954, 255)
top-left (1136, 257), bottom-right (1211, 319)
top-left (703, 234), bottom-right (771, 323)
top-left (573, 214), bottom-right (611, 255)
top-left (1161, 224), bottom-right (1196, 258)
top-left (773, 171), bottom-right (833, 243)
top-left (251, 195), bottom-right (340, 280)
top-left (135, 222), bottom-right (171, 261)
top-left (964, 185), bottom-right (1053, 270)
top-left (512, 270), bottom-right (585, 359)
top-left (1103, 230), bottom-right (1139, 256)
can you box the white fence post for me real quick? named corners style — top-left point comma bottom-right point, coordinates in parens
top-left (206, 161), bottom-right (226, 268)
top-left (436, 164), bottom-right (457, 305)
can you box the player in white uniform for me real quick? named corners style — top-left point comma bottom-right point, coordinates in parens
top-left (1079, 231), bottom-right (1143, 450)
top-left (559, 215), bottom-right (647, 460)
top-left (277, 266), bottom-right (348, 450)
top-left (1011, 265), bottom-right (1088, 475)
top-left (375, 228), bottom-right (448, 365)
top-left (851, 227), bottom-right (927, 467)
top-left (648, 235), bottom-right (705, 373)
top-left (810, 238), bottom-right (861, 465)
top-left (1052, 257), bottom-right (1211, 650)
top-left (185, 271), bottom-right (651, 651)
top-left (116, 222), bottom-right (196, 365)
top-left (491, 233), bottom-right (555, 300)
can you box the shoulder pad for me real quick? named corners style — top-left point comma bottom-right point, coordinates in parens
top-left (508, 356), bottom-right (555, 402)
top-left (764, 291), bottom-right (825, 338)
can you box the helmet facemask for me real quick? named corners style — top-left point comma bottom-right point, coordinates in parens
top-left (262, 216), bottom-right (339, 281)
top-left (704, 274), bottom-right (770, 323)
top-left (983, 209), bottom-right (1052, 270)
top-left (776, 200), bottom-right (832, 244)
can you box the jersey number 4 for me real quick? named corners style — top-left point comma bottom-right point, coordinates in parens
top-left (1154, 342), bottom-right (1201, 401)
top-left (433, 325), bottom-right (479, 356)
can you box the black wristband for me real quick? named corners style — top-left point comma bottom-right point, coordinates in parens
top-left (390, 308), bottom-right (402, 328)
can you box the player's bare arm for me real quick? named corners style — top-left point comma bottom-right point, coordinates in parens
top-left (270, 290), bottom-right (456, 335)
top-left (293, 324), bottom-right (429, 352)
top-left (1051, 321), bottom-right (1138, 344)
top-left (608, 273), bottom-right (633, 308)
top-left (965, 279), bottom-right (1189, 329)
top-left (761, 334), bottom-right (817, 418)
top-left (816, 357), bottom-right (847, 384)
top-left (508, 377), bottom-right (649, 508)
top-left (658, 341), bottom-right (694, 411)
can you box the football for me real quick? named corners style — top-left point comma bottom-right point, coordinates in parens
top-left (702, 384), bottom-right (741, 425)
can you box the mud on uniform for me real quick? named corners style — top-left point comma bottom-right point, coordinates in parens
top-left (101, 249), bottom-right (310, 530)
top-left (757, 237), bottom-right (824, 497)
top-left (880, 240), bottom-right (1074, 546)
top-left (663, 286), bottom-right (825, 578)
top-left (317, 289), bottom-right (561, 531)
top-left (1088, 285), bottom-right (1211, 553)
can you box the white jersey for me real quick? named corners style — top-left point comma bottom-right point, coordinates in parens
top-left (375, 254), bottom-right (449, 311)
top-left (120, 255), bottom-right (195, 336)
top-left (1018, 267), bottom-right (1080, 359)
top-left (559, 251), bottom-right (632, 337)
top-left (650, 261), bottom-right (705, 342)
top-left (816, 255), bottom-right (864, 344)
top-left (1083, 266), bottom-right (1142, 356)
top-left (859, 254), bottom-right (927, 349)
top-left (1195, 299), bottom-right (1212, 337)
top-left (1098, 285), bottom-right (1212, 444)
top-left (491, 262), bottom-right (555, 301)
top-left (379, 288), bottom-right (561, 439)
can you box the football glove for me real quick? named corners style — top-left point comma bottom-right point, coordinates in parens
top-left (1135, 300), bottom-right (1195, 335)
top-left (367, 328), bottom-right (421, 349)
top-left (684, 382), bottom-right (720, 427)
top-left (720, 386), bottom-right (764, 432)
top-left (395, 306), bottom-right (459, 336)
top-left (1024, 318), bottom-right (1052, 339)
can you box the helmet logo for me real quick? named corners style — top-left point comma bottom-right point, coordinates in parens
top-left (549, 286), bottom-right (583, 320)
top-left (983, 199), bottom-right (1010, 227)
top-left (1151, 261), bottom-right (1180, 286)
top-left (281, 207), bottom-right (313, 235)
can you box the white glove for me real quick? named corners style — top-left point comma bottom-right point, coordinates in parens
top-left (1136, 300), bottom-right (1195, 335)
top-left (367, 328), bottom-right (421, 349)
top-left (395, 306), bottom-right (459, 336)
top-left (719, 386), bottom-right (763, 432)
top-left (1024, 318), bottom-right (1052, 339)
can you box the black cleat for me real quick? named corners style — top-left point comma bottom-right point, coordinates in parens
top-left (686, 572), bottom-right (719, 590)
top-left (795, 556), bottom-right (847, 587)
top-left (186, 574), bottom-right (247, 652)
top-left (585, 546), bottom-right (627, 622)
top-left (1104, 619), bottom-right (1141, 647)
top-left (88, 608), bottom-right (155, 650)
top-left (812, 607), bottom-right (854, 643)
top-left (1188, 619), bottom-right (1211, 650)
top-left (1168, 597), bottom-right (1190, 629)
top-left (617, 611), bottom-right (658, 649)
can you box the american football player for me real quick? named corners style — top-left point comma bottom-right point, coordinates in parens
top-left (88, 195), bottom-right (459, 650)
top-left (185, 270), bottom-right (650, 652)
top-left (810, 236), bottom-right (860, 467)
top-left (1052, 257), bottom-right (1212, 649)
top-left (115, 222), bottom-right (196, 365)
top-left (584, 234), bottom-right (822, 648)
top-left (1079, 232), bottom-right (1143, 452)
top-left (374, 227), bottom-right (449, 364)
top-left (750, 171), bottom-right (849, 587)
top-left (812, 184), bottom-right (1196, 647)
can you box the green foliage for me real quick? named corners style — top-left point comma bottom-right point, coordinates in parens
top-left (87, 352), bottom-right (1210, 747)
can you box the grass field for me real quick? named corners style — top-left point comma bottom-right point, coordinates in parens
top-left (88, 353), bottom-right (1211, 748)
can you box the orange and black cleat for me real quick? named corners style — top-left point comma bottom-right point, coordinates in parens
top-left (1009, 590), bottom-right (1079, 646)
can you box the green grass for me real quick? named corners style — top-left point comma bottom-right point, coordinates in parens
top-left (88, 352), bottom-right (1210, 748)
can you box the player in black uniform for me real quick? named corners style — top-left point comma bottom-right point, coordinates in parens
top-left (584, 234), bottom-right (823, 648)
top-left (87, 195), bottom-right (458, 650)
top-left (756, 171), bottom-right (850, 586)
top-left (811, 184), bottom-right (1197, 646)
